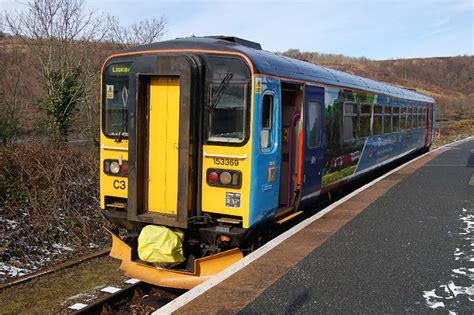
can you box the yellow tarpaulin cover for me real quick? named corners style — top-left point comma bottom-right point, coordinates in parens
top-left (138, 225), bottom-right (185, 264)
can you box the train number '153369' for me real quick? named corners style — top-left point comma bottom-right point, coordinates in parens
top-left (213, 158), bottom-right (239, 166)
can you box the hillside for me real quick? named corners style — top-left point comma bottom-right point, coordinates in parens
top-left (281, 50), bottom-right (473, 120)
top-left (0, 40), bottom-right (472, 143)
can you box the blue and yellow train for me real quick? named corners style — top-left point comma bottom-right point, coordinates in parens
top-left (101, 36), bottom-right (435, 289)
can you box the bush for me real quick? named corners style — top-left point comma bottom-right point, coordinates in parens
top-left (0, 141), bottom-right (110, 271)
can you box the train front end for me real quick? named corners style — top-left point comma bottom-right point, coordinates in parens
top-left (100, 49), bottom-right (254, 289)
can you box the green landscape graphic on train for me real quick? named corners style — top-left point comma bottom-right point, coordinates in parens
top-left (322, 88), bottom-right (375, 186)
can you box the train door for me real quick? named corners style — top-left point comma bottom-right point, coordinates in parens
top-left (278, 83), bottom-right (303, 208)
top-left (147, 77), bottom-right (180, 214)
top-left (302, 85), bottom-right (325, 200)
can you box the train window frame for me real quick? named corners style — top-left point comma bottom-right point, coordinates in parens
top-left (343, 101), bottom-right (358, 142)
top-left (306, 100), bottom-right (322, 149)
top-left (383, 104), bottom-right (392, 134)
top-left (359, 102), bottom-right (371, 138)
top-left (260, 93), bottom-right (274, 150)
top-left (393, 106), bottom-right (400, 132)
top-left (407, 107), bottom-right (412, 129)
top-left (423, 107), bottom-right (428, 128)
top-left (373, 104), bottom-right (383, 136)
top-left (417, 107), bottom-right (423, 127)
top-left (400, 106), bottom-right (407, 130)
top-left (102, 61), bottom-right (132, 139)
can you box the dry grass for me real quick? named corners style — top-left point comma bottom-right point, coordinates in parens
top-left (0, 256), bottom-right (124, 314)
top-left (432, 119), bottom-right (474, 148)
top-left (0, 141), bottom-right (111, 279)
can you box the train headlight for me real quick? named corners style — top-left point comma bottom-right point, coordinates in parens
top-left (103, 159), bottom-right (128, 177)
top-left (220, 171), bottom-right (232, 185)
top-left (110, 161), bottom-right (120, 174)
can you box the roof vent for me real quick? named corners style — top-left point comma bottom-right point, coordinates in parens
top-left (205, 36), bottom-right (262, 50)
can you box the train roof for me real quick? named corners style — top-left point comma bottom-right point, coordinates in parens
top-left (121, 36), bottom-right (435, 103)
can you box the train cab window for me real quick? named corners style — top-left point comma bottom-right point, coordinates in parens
top-left (307, 101), bottom-right (321, 148)
top-left (208, 83), bottom-right (248, 143)
top-left (261, 94), bottom-right (274, 149)
top-left (393, 106), bottom-right (400, 131)
top-left (103, 62), bottom-right (131, 138)
top-left (400, 107), bottom-right (407, 130)
top-left (384, 105), bottom-right (392, 133)
top-left (373, 104), bottom-right (382, 135)
top-left (343, 101), bottom-right (358, 141)
top-left (359, 103), bottom-right (371, 138)
top-left (205, 56), bottom-right (251, 145)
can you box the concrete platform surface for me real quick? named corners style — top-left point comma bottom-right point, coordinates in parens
top-left (160, 138), bottom-right (474, 314)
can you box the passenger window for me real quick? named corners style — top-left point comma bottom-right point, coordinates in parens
top-left (422, 108), bottom-right (427, 127)
top-left (261, 94), bottom-right (273, 149)
top-left (407, 107), bottom-right (412, 129)
top-left (384, 105), bottom-right (392, 133)
top-left (359, 103), bottom-right (371, 137)
top-left (418, 108), bottom-right (423, 127)
top-left (307, 101), bottom-right (321, 148)
top-left (393, 106), bottom-right (400, 131)
top-left (373, 104), bottom-right (382, 135)
top-left (400, 107), bottom-right (407, 130)
top-left (343, 101), bottom-right (358, 141)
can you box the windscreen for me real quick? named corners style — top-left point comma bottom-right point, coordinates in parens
top-left (205, 56), bottom-right (251, 144)
top-left (103, 63), bottom-right (131, 138)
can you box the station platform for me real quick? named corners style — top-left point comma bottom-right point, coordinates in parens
top-left (158, 137), bottom-right (474, 314)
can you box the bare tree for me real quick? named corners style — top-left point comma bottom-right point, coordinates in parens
top-left (106, 15), bottom-right (167, 48)
top-left (0, 48), bottom-right (22, 146)
top-left (3, 0), bottom-right (107, 141)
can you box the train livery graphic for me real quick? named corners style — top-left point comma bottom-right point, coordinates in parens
top-left (100, 36), bottom-right (435, 289)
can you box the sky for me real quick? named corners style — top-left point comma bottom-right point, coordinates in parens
top-left (1, 0), bottom-right (473, 60)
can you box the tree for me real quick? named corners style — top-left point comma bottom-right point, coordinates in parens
top-left (106, 15), bottom-right (167, 48)
top-left (4, 0), bottom-right (106, 141)
top-left (0, 61), bottom-right (21, 146)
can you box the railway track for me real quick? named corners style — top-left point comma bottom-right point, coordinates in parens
top-left (0, 249), bottom-right (110, 290)
top-left (69, 280), bottom-right (185, 314)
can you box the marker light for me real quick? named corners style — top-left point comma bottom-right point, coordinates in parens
top-left (121, 164), bottom-right (129, 174)
top-left (208, 171), bottom-right (219, 183)
top-left (110, 161), bottom-right (120, 174)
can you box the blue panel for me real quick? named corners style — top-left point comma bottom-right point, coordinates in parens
top-left (248, 76), bottom-right (282, 227)
top-left (300, 86), bottom-right (325, 208)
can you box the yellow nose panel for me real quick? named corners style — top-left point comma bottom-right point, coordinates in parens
top-left (148, 78), bottom-right (180, 215)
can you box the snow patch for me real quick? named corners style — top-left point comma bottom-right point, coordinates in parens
top-left (421, 208), bottom-right (474, 312)
top-left (0, 262), bottom-right (31, 278)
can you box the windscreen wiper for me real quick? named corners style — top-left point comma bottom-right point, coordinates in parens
top-left (115, 112), bottom-right (128, 143)
top-left (115, 87), bottom-right (129, 143)
top-left (208, 72), bottom-right (233, 111)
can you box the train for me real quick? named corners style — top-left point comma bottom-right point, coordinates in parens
top-left (100, 36), bottom-right (435, 289)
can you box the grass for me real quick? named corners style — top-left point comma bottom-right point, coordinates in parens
top-left (0, 256), bottom-right (125, 314)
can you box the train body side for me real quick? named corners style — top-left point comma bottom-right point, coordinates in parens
top-left (248, 81), bottom-right (435, 224)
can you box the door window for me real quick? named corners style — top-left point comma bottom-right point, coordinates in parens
top-left (307, 101), bottom-right (321, 148)
top-left (261, 94), bottom-right (274, 150)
